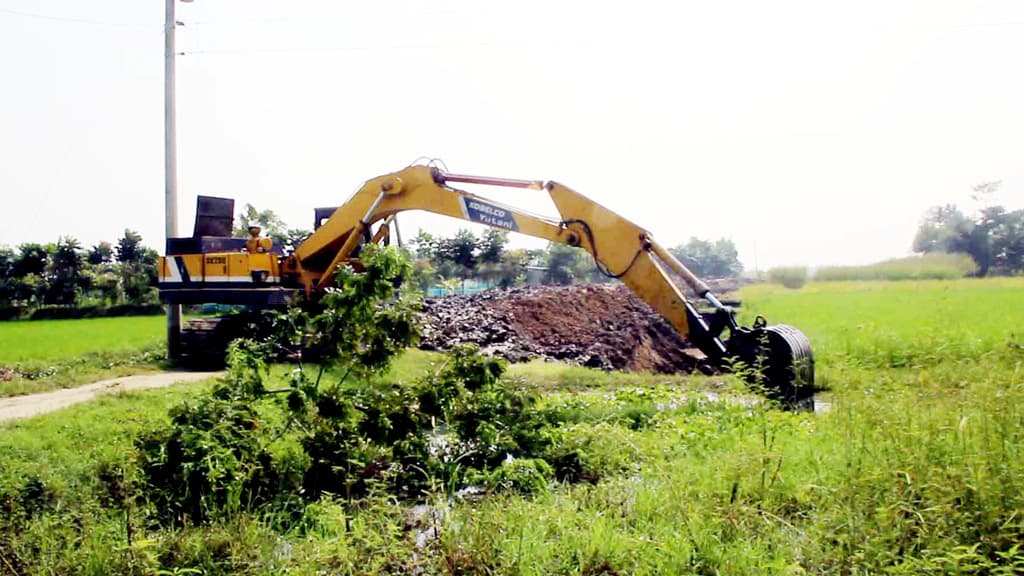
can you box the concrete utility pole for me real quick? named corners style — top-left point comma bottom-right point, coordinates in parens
top-left (165, 0), bottom-right (188, 358)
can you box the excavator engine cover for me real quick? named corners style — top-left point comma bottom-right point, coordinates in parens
top-left (726, 322), bottom-right (815, 407)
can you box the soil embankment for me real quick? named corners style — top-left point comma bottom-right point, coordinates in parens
top-left (420, 283), bottom-right (731, 373)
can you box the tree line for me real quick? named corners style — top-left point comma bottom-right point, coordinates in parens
top-left (913, 181), bottom-right (1024, 276)
top-left (0, 230), bottom-right (159, 312)
top-left (408, 228), bottom-right (743, 291)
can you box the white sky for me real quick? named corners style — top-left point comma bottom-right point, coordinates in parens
top-left (1, 0), bottom-right (1022, 270)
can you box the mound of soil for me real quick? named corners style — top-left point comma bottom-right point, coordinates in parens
top-left (419, 284), bottom-right (704, 373)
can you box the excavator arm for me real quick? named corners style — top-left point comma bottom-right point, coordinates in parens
top-left (288, 165), bottom-right (815, 403)
top-left (291, 166), bottom-right (720, 349)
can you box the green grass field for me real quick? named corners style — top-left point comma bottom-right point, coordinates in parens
top-left (0, 316), bottom-right (165, 364)
top-left (741, 278), bottom-right (1024, 374)
top-left (0, 316), bottom-right (167, 396)
top-left (1, 279), bottom-right (1023, 574)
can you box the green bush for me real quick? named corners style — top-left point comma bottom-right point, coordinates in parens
top-left (0, 306), bottom-right (27, 321)
top-left (767, 266), bottom-right (808, 289)
top-left (485, 458), bottom-right (553, 494)
top-left (26, 304), bottom-right (163, 321)
top-left (138, 247), bottom-right (568, 525)
top-left (814, 252), bottom-right (976, 281)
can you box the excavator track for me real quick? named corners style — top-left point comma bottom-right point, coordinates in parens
top-left (179, 315), bottom-right (254, 368)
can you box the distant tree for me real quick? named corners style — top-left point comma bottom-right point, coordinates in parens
top-left (13, 243), bottom-right (48, 278)
top-left (668, 237), bottom-right (742, 278)
top-left (989, 209), bottom-right (1024, 274)
top-left (0, 247), bottom-right (14, 278)
top-left (113, 230), bottom-right (159, 304)
top-left (13, 274), bottom-right (45, 307)
top-left (45, 236), bottom-right (86, 306)
top-left (478, 229), bottom-right (508, 265)
top-left (912, 204), bottom-right (973, 255)
top-left (88, 267), bottom-right (123, 305)
top-left (913, 182), bottom-right (1024, 276)
top-left (410, 231), bottom-right (436, 260)
top-left (280, 228), bottom-right (311, 255)
top-left (87, 241), bottom-right (114, 265)
top-left (494, 248), bottom-right (529, 288)
top-left (0, 247), bottom-right (16, 303)
top-left (544, 243), bottom-right (587, 285)
top-left (408, 257), bottom-right (437, 293)
top-left (433, 229), bottom-right (480, 280)
top-left (124, 247), bottom-right (159, 304)
top-left (116, 230), bottom-right (145, 264)
top-left (234, 204), bottom-right (288, 245)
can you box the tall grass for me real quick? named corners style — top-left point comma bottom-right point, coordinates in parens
top-left (2, 280), bottom-right (1024, 574)
top-left (814, 252), bottom-right (976, 282)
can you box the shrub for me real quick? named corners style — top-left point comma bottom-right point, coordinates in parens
top-left (0, 307), bottom-right (27, 321)
top-left (137, 247), bottom-right (566, 526)
top-left (485, 458), bottom-right (553, 494)
top-left (814, 253), bottom-right (976, 281)
top-left (26, 304), bottom-right (163, 321)
top-left (767, 266), bottom-right (808, 289)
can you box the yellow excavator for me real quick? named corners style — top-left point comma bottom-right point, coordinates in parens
top-left (159, 164), bottom-right (814, 403)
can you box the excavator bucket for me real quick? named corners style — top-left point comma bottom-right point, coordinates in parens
top-left (724, 319), bottom-right (815, 407)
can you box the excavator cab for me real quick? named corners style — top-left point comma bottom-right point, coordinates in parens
top-left (158, 196), bottom-right (297, 307)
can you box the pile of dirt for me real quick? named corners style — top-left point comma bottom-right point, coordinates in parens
top-left (419, 284), bottom-right (706, 373)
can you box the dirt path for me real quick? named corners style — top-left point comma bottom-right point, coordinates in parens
top-left (0, 371), bottom-right (221, 423)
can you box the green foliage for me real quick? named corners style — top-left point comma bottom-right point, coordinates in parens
top-left (815, 252), bottom-right (977, 281)
top-left (14, 243), bottom-right (48, 277)
top-left (2, 230), bottom-right (159, 312)
top-left (485, 458), bottom-right (553, 494)
top-left (913, 204), bottom-right (973, 255)
top-left (233, 204), bottom-right (287, 242)
top-left (86, 241), bottom-right (114, 265)
top-left (301, 245), bottom-right (422, 378)
top-left (477, 228), bottom-right (509, 265)
top-left (6, 278), bottom-right (1024, 574)
top-left (411, 230), bottom-right (537, 290)
top-left (669, 237), bottom-right (743, 278)
top-left (438, 229), bottom-right (480, 278)
top-left (137, 246), bottom-right (565, 526)
top-left (543, 242), bottom-right (594, 285)
top-left (913, 182), bottom-right (1024, 276)
top-left (407, 255), bottom-right (436, 292)
top-left (135, 246), bottom-right (568, 525)
top-left (766, 266), bottom-right (807, 289)
top-left (45, 236), bottom-right (86, 306)
top-left (0, 247), bottom-right (16, 303)
top-left (494, 248), bottom-right (530, 288)
top-left (114, 229), bottom-right (145, 264)
top-left (225, 202), bottom-right (309, 253)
